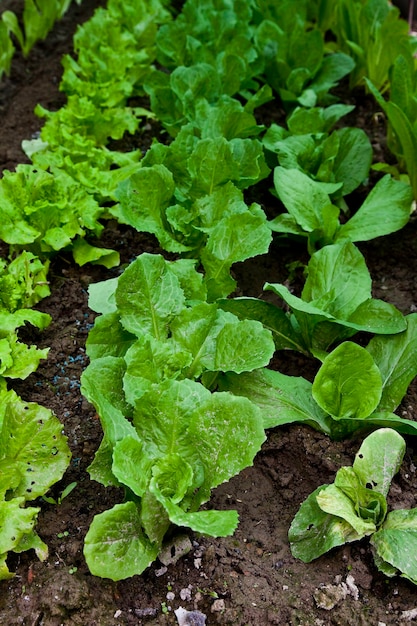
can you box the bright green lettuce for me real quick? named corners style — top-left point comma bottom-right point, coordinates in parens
top-left (263, 123), bottom-right (372, 199)
top-left (0, 386), bottom-right (71, 579)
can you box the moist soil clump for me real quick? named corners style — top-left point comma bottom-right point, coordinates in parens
top-left (1, 3), bottom-right (417, 625)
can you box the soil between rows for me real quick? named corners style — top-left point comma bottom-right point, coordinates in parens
top-left (1, 2), bottom-right (417, 625)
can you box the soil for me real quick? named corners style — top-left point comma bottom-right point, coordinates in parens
top-left (1, 3), bottom-right (417, 625)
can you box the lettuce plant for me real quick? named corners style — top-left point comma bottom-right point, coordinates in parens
top-left (270, 168), bottom-right (413, 252)
top-left (263, 122), bottom-right (372, 200)
top-left (0, 252), bottom-right (51, 381)
top-left (324, 0), bottom-right (415, 91)
top-left (0, 165), bottom-right (117, 268)
top-left (367, 55), bottom-right (417, 200)
top-left (112, 123), bottom-right (271, 300)
top-left (289, 428), bottom-right (417, 585)
top-left (81, 253), bottom-right (275, 580)
top-left (0, 1), bottom-right (82, 77)
top-left (221, 241), bottom-right (406, 358)
top-left (254, 10), bottom-right (354, 109)
top-left (0, 384), bottom-right (71, 580)
top-left (218, 317), bottom-right (417, 439)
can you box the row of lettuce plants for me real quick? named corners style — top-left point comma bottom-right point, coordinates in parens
top-left (1, 0), bottom-right (417, 583)
top-left (0, 251), bottom-right (70, 579)
top-left (0, 0), bottom-right (83, 79)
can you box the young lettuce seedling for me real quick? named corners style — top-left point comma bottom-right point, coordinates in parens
top-left (289, 428), bottom-right (417, 585)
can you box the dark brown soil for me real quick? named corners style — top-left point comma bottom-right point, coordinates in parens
top-left (1, 3), bottom-right (417, 625)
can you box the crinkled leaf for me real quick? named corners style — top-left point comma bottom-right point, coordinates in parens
top-left (0, 390), bottom-right (70, 500)
top-left (123, 336), bottom-right (192, 404)
top-left (115, 253), bottom-right (185, 339)
top-left (218, 297), bottom-right (307, 353)
top-left (202, 206), bottom-right (272, 300)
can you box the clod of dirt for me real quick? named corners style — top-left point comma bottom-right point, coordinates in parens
top-left (175, 606), bottom-right (207, 625)
top-left (313, 574), bottom-right (359, 610)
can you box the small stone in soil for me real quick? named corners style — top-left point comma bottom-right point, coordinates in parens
top-left (175, 606), bottom-right (207, 625)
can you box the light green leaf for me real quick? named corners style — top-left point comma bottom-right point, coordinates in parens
top-left (72, 238), bottom-right (120, 269)
top-left (123, 336), bottom-right (192, 404)
top-left (334, 466), bottom-right (386, 525)
top-left (337, 175), bottom-right (413, 242)
top-left (88, 277), bottom-right (118, 315)
top-left (312, 342), bottom-right (382, 419)
top-left (116, 254), bottom-right (185, 339)
top-left (81, 357), bottom-right (137, 448)
top-left (316, 483), bottom-right (376, 536)
top-left (188, 137), bottom-right (238, 195)
top-left (289, 486), bottom-right (364, 563)
top-left (213, 319), bottom-right (275, 373)
top-left (152, 488), bottom-right (239, 537)
top-left (115, 165), bottom-right (189, 252)
top-left (0, 391), bottom-right (70, 500)
top-left (202, 207), bottom-right (272, 300)
top-left (0, 499), bottom-right (41, 579)
top-left (0, 336), bottom-right (48, 380)
top-left (84, 502), bottom-right (159, 581)
top-left (86, 312), bottom-right (135, 360)
top-left (352, 428), bottom-right (405, 498)
top-left (112, 437), bottom-right (153, 497)
top-left (151, 454), bottom-right (194, 505)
